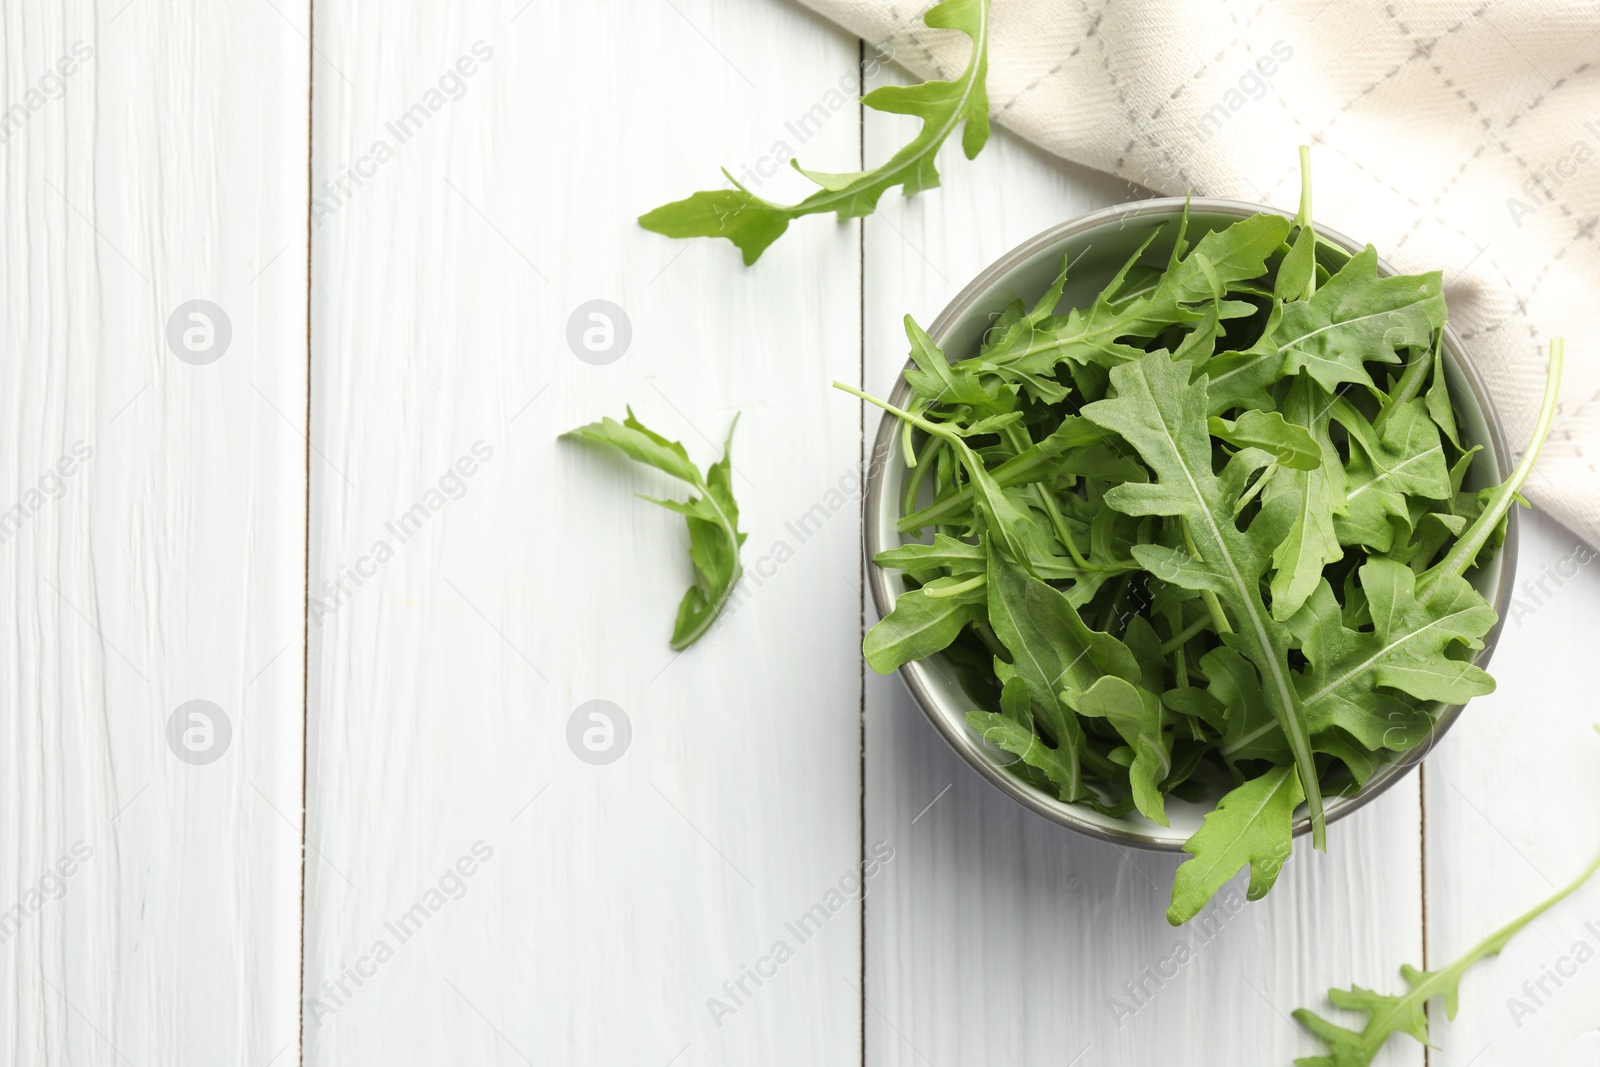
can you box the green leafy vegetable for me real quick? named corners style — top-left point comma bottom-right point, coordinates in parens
top-left (839, 146), bottom-right (1567, 923)
top-left (1082, 347), bottom-right (1330, 848)
top-left (1167, 765), bottom-right (1303, 924)
top-left (639, 0), bottom-right (991, 264)
top-left (562, 408), bottom-right (745, 649)
top-left (1294, 838), bottom-right (1600, 1066)
top-left (1207, 410), bottom-right (1321, 471)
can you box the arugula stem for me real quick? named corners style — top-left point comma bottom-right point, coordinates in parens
top-left (1002, 424), bottom-right (1095, 569)
top-left (898, 448), bottom-right (1051, 530)
top-left (926, 573), bottom-right (987, 598)
top-left (1180, 521), bottom-right (1234, 636)
top-left (902, 399), bottom-right (929, 468)
top-left (1098, 575), bottom-right (1130, 632)
top-left (1058, 517), bottom-right (1097, 571)
top-left (1373, 332), bottom-right (1437, 434)
top-left (972, 620), bottom-right (1004, 658)
top-left (833, 381), bottom-right (957, 443)
top-left (1230, 460), bottom-right (1277, 519)
top-left (1297, 144), bottom-right (1316, 300)
top-left (901, 434), bottom-right (944, 522)
top-left (1423, 338), bottom-right (1563, 591)
top-left (1034, 487), bottom-right (1088, 563)
top-left (1160, 613), bottom-right (1212, 655)
top-left (900, 490), bottom-right (973, 530)
top-left (1081, 748), bottom-right (1125, 782)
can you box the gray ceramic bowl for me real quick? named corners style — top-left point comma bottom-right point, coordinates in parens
top-left (864, 197), bottom-right (1518, 850)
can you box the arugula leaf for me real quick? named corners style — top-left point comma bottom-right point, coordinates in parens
top-left (970, 214), bottom-right (1290, 381)
top-left (983, 541), bottom-right (1146, 801)
top-left (1324, 559), bottom-right (1493, 703)
top-left (1333, 395), bottom-right (1449, 552)
top-left (1425, 334), bottom-right (1462, 447)
top-left (968, 688), bottom-right (1084, 800)
top-left (1262, 376), bottom-right (1348, 621)
top-left (1201, 646), bottom-right (1290, 767)
top-left (1208, 410), bottom-right (1322, 471)
top-left (864, 583), bottom-right (984, 673)
top-left (1074, 674), bottom-right (1171, 825)
top-left (873, 533), bottom-right (985, 575)
top-left (639, 0), bottom-right (990, 264)
top-left (1295, 842), bottom-right (1600, 1066)
top-left (563, 408), bottom-right (745, 649)
top-left (1167, 765), bottom-right (1303, 925)
top-left (1082, 349), bottom-right (1330, 849)
top-left (1273, 247), bottom-right (1446, 392)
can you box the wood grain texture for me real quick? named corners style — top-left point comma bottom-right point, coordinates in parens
top-left (0, 0), bottom-right (309, 1064)
top-left (858, 64), bottom-right (1426, 1066)
top-left (305, 2), bottom-right (863, 1064)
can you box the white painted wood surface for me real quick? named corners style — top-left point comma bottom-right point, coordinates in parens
top-left (1424, 511), bottom-right (1600, 1067)
top-left (305, 2), bottom-right (863, 1065)
top-left (1, 1), bottom-right (309, 1064)
top-left (7, 2), bottom-right (1600, 1066)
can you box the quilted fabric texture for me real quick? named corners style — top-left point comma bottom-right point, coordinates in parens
top-left (798, 0), bottom-right (1600, 548)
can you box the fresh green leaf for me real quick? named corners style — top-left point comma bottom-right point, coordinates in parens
top-left (1263, 377), bottom-right (1348, 621)
top-left (1425, 334), bottom-right (1462, 448)
top-left (1073, 674), bottom-right (1171, 824)
top-left (563, 409), bottom-right (744, 649)
top-left (639, 0), bottom-right (990, 264)
top-left (1274, 247), bottom-right (1446, 391)
top-left (983, 542), bottom-right (1148, 800)
top-left (864, 583), bottom-right (985, 673)
top-left (1167, 765), bottom-right (1303, 925)
top-left (971, 214), bottom-right (1290, 379)
top-left (1288, 560), bottom-right (1496, 738)
top-left (969, 694), bottom-right (1083, 799)
top-left (1295, 843), bottom-right (1600, 1066)
top-left (1208, 410), bottom-right (1322, 471)
top-left (1082, 349), bottom-right (1329, 848)
top-left (873, 533), bottom-right (985, 575)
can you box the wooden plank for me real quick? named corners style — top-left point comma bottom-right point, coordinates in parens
top-left (858, 84), bottom-right (1426, 1065)
top-left (1425, 510), bottom-right (1600, 1066)
top-left (0, 1), bottom-right (309, 1063)
top-left (304, 2), bottom-right (863, 1063)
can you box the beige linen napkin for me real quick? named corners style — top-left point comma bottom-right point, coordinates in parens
top-left (799, 0), bottom-right (1600, 548)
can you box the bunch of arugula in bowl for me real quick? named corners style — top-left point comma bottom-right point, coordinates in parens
top-left (839, 152), bottom-right (1563, 923)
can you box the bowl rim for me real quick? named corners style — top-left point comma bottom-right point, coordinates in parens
top-left (863, 195), bottom-right (1520, 851)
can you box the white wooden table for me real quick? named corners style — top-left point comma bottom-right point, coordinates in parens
top-left (5, 2), bottom-right (1599, 1064)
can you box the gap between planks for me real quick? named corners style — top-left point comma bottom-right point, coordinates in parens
top-left (856, 34), bottom-right (869, 1067)
top-left (296, 2), bottom-right (317, 1065)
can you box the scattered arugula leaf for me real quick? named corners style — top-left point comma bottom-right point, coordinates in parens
top-left (562, 408), bottom-right (745, 649)
top-left (639, 0), bottom-right (991, 264)
top-left (839, 146), bottom-right (1567, 923)
top-left (1294, 836), bottom-right (1600, 1066)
